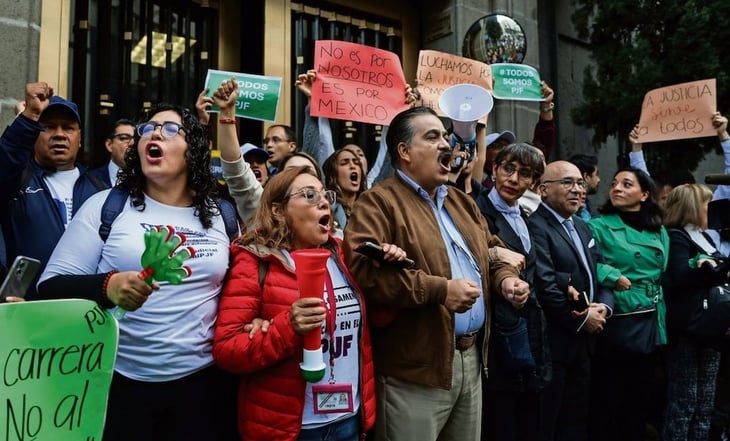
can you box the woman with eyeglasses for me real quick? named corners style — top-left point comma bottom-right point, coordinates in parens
top-left (474, 143), bottom-right (550, 441)
top-left (322, 147), bottom-right (366, 235)
top-left (38, 102), bottom-right (242, 440)
top-left (214, 166), bottom-right (408, 441)
top-left (586, 167), bottom-right (669, 441)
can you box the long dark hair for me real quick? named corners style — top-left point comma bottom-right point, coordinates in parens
top-left (322, 147), bottom-right (365, 217)
top-left (116, 103), bottom-right (219, 229)
top-left (598, 167), bottom-right (663, 231)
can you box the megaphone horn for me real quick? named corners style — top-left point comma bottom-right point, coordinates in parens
top-left (439, 84), bottom-right (494, 141)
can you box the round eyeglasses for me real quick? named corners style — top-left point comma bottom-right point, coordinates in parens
top-left (136, 121), bottom-right (185, 139)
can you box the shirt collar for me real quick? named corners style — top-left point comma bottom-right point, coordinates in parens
top-left (397, 169), bottom-right (448, 206)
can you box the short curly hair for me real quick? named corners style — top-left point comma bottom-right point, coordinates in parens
top-left (116, 103), bottom-right (219, 229)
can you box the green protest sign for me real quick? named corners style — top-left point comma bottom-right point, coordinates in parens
top-left (491, 63), bottom-right (543, 101)
top-left (205, 69), bottom-right (282, 122)
top-left (0, 299), bottom-right (118, 441)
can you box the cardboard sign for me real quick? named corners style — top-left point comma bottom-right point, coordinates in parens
top-left (636, 79), bottom-right (717, 143)
top-left (205, 69), bottom-right (282, 122)
top-left (491, 63), bottom-right (543, 101)
top-left (416, 50), bottom-right (493, 119)
top-left (0, 299), bottom-right (118, 441)
top-left (311, 40), bottom-right (408, 125)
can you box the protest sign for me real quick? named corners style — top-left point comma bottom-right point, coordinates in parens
top-left (491, 63), bottom-right (543, 101)
top-left (0, 299), bottom-right (118, 441)
top-left (311, 40), bottom-right (408, 125)
top-left (205, 69), bottom-right (282, 122)
top-left (416, 50), bottom-right (493, 119)
top-left (636, 79), bottom-right (716, 143)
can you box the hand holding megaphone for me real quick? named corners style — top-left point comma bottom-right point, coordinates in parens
top-left (439, 84), bottom-right (494, 172)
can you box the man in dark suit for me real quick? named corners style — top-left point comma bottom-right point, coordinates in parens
top-left (528, 160), bottom-right (613, 441)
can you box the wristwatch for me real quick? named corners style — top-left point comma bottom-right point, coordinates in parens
top-left (541, 102), bottom-right (555, 113)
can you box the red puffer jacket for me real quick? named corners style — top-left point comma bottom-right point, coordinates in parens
top-left (213, 238), bottom-right (376, 441)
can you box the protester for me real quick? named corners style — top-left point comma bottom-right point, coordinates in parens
top-left (662, 183), bottom-right (724, 441)
top-left (87, 118), bottom-right (136, 187)
top-left (528, 160), bottom-right (613, 441)
top-left (279, 151), bottom-right (323, 180)
top-left (322, 146), bottom-right (365, 233)
top-left (38, 102), bottom-right (240, 440)
top-left (0, 82), bottom-right (106, 299)
top-left (567, 154), bottom-right (601, 221)
top-left (241, 143), bottom-right (270, 186)
top-left (214, 166), bottom-right (407, 440)
top-left (587, 167), bottom-right (669, 441)
top-left (474, 143), bottom-right (550, 441)
top-left (264, 124), bottom-right (297, 172)
top-left (345, 106), bottom-right (528, 440)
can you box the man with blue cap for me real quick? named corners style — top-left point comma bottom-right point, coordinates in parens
top-left (0, 82), bottom-right (105, 299)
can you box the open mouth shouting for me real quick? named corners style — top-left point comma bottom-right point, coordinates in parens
top-left (146, 143), bottom-right (163, 164)
top-left (318, 213), bottom-right (331, 232)
top-left (438, 151), bottom-right (453, 172)
top-left (350, 171), bottom-right (360, 186)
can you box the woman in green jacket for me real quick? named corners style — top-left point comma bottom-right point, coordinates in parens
top-left (587, 167), bottom-right (669, 441)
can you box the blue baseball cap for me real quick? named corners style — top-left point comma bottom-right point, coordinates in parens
top-left (42, 95), bottom-right (81, 123)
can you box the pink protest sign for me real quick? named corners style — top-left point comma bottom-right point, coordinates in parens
top-left (636, 79), bottom-right (717, 143)
top-left (312, 40), bottom-right (408, 125)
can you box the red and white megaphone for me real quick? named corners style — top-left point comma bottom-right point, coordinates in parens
top-left (439, 84), bottom-right (494, 171)
top-left (291, 248), bottom-right (331, 382)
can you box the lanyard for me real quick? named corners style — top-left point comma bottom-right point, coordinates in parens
top-left (323, 268), bottom-right (338, 383)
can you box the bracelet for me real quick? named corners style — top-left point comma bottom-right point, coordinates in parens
top-left (102, 270), bottom-right (119, 300)
top-left (541, 102), bottom-right (555, 113)
top-left (218, 117), bottom-right (237, 124)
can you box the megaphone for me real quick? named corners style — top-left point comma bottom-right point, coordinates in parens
top-left (291, 248), bottom-right (331, 383)
top-left (439, 84), bottom-right (494, 171)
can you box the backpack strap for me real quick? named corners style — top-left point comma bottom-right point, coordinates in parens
top-left (98, 188), bottom-right (129, 242)
top-left (215, 198), bottom-right (239, 240)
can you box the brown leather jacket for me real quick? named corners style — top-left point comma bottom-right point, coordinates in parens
top-left (344, 174), bottom-right (518, 390)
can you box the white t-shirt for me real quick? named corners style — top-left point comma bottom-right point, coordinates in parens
top-left (44, 168), bottom-right (80, 226)
top-left (40, 189), bottom-right (230, 381)
top-left (299, 257), bottom-right (362, 428)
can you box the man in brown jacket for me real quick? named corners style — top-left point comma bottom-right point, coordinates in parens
top-left (345, 106), bottom-right (529, 441)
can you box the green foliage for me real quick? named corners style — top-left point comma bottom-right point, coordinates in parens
top-left (571, 0), bottom-right (730, 171)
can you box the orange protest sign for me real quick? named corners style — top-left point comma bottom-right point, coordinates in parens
top-left (416, 50), bottom-right (493, 122)
top-left (636, 79), bottom-right (716, 143)
top-left (311, 40), bottom-right (408, 125)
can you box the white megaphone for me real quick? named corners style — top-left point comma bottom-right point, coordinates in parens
top-left (439, 84), bottom-right (494, 171)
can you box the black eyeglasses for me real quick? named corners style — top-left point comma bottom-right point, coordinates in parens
top-left (136, 121), bottom-right (185, 139)
top-left (542, 178), bottom-right (588, 190)
top-left (285, 187), bottom-right (336, 205)
top-left (497, 163), bottom-right (534, 181)
top-left (111, 134), bottom-right (134, 143)
top-left (262, 136), bottom-right (290, 145)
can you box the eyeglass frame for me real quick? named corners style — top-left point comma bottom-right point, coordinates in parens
top-left (110, 133), bottom-right (135, 143)
top-left (262, 136), bottom-right (292, 145)
top-left (136, 121), bottom-right (185, 139)
top-left (284, 186), bottom-right (337, 206)
top-left (541, 178), bottom-right (588, 190)
top-left (496, 161), bottom-right (535, 181)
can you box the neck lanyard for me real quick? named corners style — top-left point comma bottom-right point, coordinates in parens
top-left (323, 268), bottom-right (338, 383)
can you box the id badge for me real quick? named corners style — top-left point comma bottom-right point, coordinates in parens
top-left (312, 383), bottom-right (353, 414)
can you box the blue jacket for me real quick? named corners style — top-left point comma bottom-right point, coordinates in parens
top-left (0, 115), bottom-right (106, 299)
